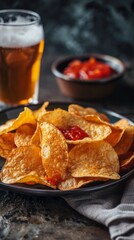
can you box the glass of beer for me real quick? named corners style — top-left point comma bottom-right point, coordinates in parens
top-left (0, 9), bottom-right (44, 107)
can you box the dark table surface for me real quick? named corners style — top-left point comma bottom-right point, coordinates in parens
top-left (0, 54), bottom-right (134, 240)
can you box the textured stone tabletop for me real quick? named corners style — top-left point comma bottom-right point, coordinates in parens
top-left (0, 54), bottom-right (134, 240)
top-left (0, 191), bottom-right (110, 240)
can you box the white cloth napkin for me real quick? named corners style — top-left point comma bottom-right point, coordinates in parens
top-left (64, 177), bottom-right (134, 240)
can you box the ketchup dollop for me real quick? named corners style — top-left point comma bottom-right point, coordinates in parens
top-left (63, 57), bottom-right (114, 80)
top-left (59, 125), bottom-right (88, 140)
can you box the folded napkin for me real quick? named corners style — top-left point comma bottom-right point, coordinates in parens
top-left (64, 177), bottom-right (134, 240)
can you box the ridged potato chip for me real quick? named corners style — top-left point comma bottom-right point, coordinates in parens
top-left (40, 122), bottom-right (69, 183)
top-left (69, 141), bottom-right (120, 180)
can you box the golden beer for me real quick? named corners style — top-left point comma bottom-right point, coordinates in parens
top-left (0, 10), bottom-right (44, 105)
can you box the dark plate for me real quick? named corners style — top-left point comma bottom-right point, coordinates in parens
top-left (0, 102), bottom-right (134, 196)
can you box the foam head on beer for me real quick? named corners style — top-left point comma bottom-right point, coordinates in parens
top-left (0, 15), bottom-right (44, 48)
top-left (0, 10), bottom-right (44, 105)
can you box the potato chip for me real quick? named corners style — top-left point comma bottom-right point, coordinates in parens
top-left (0, 145), bottom-right (55, 188)
top-left (114, 126), bottom-right (134, 155)
top-left (0, 107), bottom-right (36, 135)
top-left (40, 122), bottom-right (69, 182)
top-left (0, 119), bottom-right (15, 130)
top-left (68, 104), bottom-right (97, 115)
top-left (106, 129), bottom-right (124, 147)
top-left (68, 104), bottom-right (110, 122)
top-left (39, 109), bottom-right (112, 144)
top-left (69, 141), bottom-right (120, 179)
top-left (58, 177), bottom-right (93, 190)
top-left (34, 101), bottom-right (49, 120)
top-left (85, 114), bottom-right (123, 146)
top-left (114, 119), bottom-right (130, 128)
top-left (58, 176), bottom-right (108, 190)
top-left (0, 133), bottom-right (16, 158)
top-left (30, 123), bottom-right (41, 146)
top-left (119, 152), bottom-right (134, 173)
top-left (98, 113), bottom-right (110, 123)
top-left (14, 123), bottom-right (36, 147)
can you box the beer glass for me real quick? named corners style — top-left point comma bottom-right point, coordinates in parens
top-left (0, 9), bottom-right (44, 107)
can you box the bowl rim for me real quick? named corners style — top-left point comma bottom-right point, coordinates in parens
top-left (51, 53), bottom-right (126, 84)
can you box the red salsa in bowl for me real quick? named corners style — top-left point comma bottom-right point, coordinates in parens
top-left (63, 57), bottom-right (115, 81)
top-left (51, 54), bottom-right (126, 100)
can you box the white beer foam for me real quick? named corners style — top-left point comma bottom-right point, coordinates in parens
top-left (0, 24), bottom-right (44, 48)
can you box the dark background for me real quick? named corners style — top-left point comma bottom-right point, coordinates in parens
top-left (0, 0), bottom-right (134, 60)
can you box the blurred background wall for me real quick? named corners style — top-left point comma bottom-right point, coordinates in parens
top-left (0, 0), bottom-right (134, 60)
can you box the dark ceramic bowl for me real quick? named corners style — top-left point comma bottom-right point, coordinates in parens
top-left (51, 54), bottom-right (126, 100)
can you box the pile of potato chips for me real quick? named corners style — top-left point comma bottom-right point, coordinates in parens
top-left (0, 102), bottom-right (134, 191)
